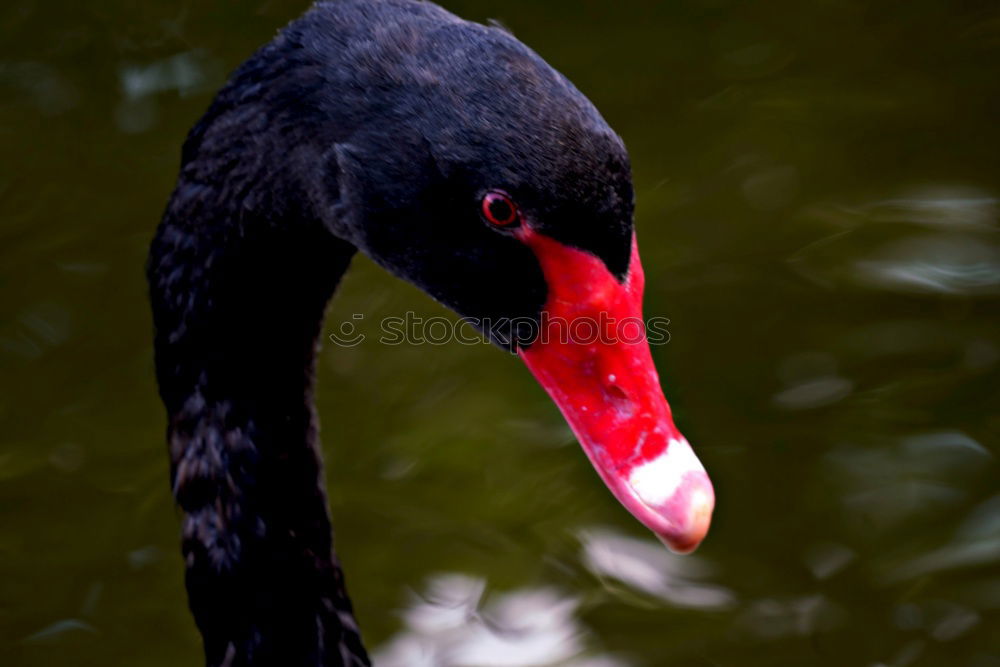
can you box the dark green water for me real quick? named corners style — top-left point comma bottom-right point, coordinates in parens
top-left (1, 1), bottom-right (998, 665)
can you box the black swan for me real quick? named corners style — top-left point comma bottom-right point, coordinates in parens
top-left (147, 1), bottom-right (714, 664)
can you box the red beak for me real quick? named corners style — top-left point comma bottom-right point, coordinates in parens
top-left (515, 226), bottom-right (714, 553)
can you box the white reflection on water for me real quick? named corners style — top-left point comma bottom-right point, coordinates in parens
top-left (116, 51), bottom-right (220, 133)
top-left (736, 595), bottom-right (845, 639)
top-left (829, 431), bottom-right (992, 530)
top-left (892, 599), bottom-right (981, 644)
top-left (883, 494), bottom-right (1000, 583)
top-left (790, 186), bottom-right (1000, 296)
top-left (119, 50), bottom-right (215, 101)
top-left (803, 542), bottom-right (855, 580)
top-left (924, 601), bottom-right (981, 642)
top-left (772, 375), bottom-right (853, 410)
top-left (21, 619), bottom-right (97, 644)
top-left (579, 528), bottom-right (737, 610)
top-left (373, 573), bottom-right (629, 667)
top-left (873, 638), bottom-right (926, 667)
top-left (853, 233), bottom-right (1000, 295)
top-left (773, 351), bottom-right (853, 410)
top-left (856, 189), bottom-right (998, 229)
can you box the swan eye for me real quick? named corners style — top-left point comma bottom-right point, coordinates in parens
top-left (481, 191), bottom-right (519, 227)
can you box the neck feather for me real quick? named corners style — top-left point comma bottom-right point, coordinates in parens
top-left (149, 164), bottom-right (366, 666)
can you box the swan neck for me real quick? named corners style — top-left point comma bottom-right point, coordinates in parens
top-left (149, 181), bottom-right (367, 665)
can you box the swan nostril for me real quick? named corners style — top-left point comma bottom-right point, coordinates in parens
top-left (605, 374), bottom-right (629, 400)
top-left (605, 381), bottom-right (634, 417)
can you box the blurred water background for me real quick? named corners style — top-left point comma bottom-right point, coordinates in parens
top-left (1, 0), bottom-right (999, 665)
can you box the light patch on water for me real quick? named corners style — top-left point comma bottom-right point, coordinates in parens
top-left (852, 234), bottom-right (1000, 295)
top-left (857, 188), bottom-right (998, 229)
top-left (890, 600), bottom-right (982, 644)
top-left (373, 573), bottom-right (630, 667)
top-left (881, 494), bottom-right (1000, 583)
top-left (828, 431), bottom-right (990, 484)
top-left (957, 494), bottom-right (1000, 541)
top-left (127, 545), bottom-right (163, 570)
top-left (855, 260), bottom-right (999, 293)
top-left (789, 187), bottom-right (1000, 299)
top-left (773, 351), bottom-right (853, 409)
top-left (827, 431), bottom-right (992, 530)
top-left (772, 375), bottom-right (853, 410)
top-left (803, 542), bottom-right (855, 580)
top-left (901, 431), bottom-right (991, 461)
top-left (22, 619), bottom-right (97, 644)
top-left (116, 51), bottom-right (220, 133)
top-left (841, 482), bottom-right (965, 528)
top-left (736, 595), bottom-right (845, 639)
top-left (878, 638), bottom-right (927, 667)
top-left (927, 603), bottom-right (980, 642)
top-left (119, 50), bottom-right (216, 100)
top-left (578, 528), bottom-right (736, 610)
top-left (381, 456), bottom-right (418, 480)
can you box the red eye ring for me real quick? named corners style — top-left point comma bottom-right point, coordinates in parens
top-left (481, 190), bottom-right (520, 227)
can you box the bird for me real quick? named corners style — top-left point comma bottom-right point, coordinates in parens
top-left (147, 1), bottom-right (715, 665)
